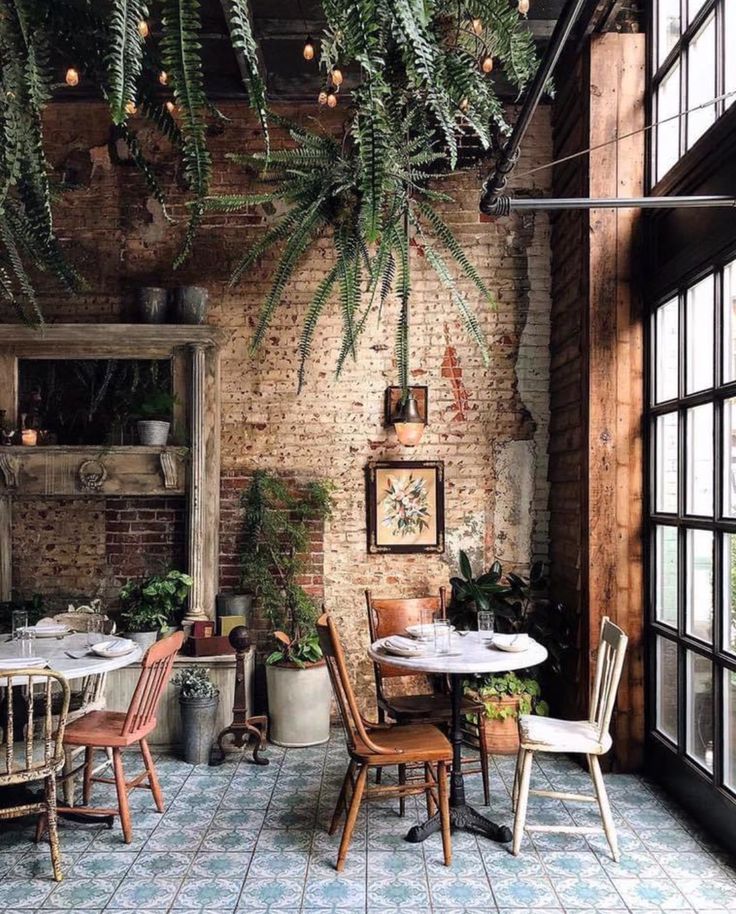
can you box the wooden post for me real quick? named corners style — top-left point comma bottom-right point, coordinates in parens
top-left (0, 496), bottom-right (11, 601)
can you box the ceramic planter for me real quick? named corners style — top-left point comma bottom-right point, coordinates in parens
top-left (126, 630), bottom-right (158, 652)
top-left (137, 419), bottom-right (170, 446)
top-left (175, 286), bottom-right (209, 324)
top-left (137, 287), bottom-right (168, 323)
top-left (179, 694), bottom-right (219, 765)
top-left (266, 661), bottom-right (331, 747)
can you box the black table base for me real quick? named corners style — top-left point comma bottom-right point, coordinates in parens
top-left (404, 674), bottom-right (512, 845)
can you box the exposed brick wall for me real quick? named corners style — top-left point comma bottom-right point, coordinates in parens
top-left (5, 100), bottom-right (553, 705)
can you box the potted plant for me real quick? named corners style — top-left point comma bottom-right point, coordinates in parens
top-left (136, 390), bottom-right (177, 446)
top-left (464, 671), bottom-right (548, 755)
top-left (119, 569), bottom-right (193, 650)
top-left (172, 666), bottom-right (220, 765)
top-left (240, 470), bottom-right (334, 747)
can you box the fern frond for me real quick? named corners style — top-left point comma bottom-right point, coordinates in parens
top-left (297, 263), bottom-right (339, 392)
top-left (116, 124), bottom-right (173, 222)
top-left (106, 0), bottom-right (148, 124)
top-left (222, 0), bottom-right (269, 151)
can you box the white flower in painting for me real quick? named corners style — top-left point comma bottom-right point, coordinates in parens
top-left (381, 473), bottom-right (430, 537)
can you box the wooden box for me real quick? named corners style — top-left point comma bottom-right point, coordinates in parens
top-left (185, 634), bottom-right (235, 657)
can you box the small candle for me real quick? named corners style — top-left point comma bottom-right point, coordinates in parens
top-left (21, 429), bottom-right (38, 446)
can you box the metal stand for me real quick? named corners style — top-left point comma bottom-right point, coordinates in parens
top-left (210, 626), bottom-right (269, 767)
top-left (405, 675), bottom-right (512, 844)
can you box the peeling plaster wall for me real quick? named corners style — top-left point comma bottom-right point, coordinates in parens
top-left (3, 102), bottom-right (553, 705)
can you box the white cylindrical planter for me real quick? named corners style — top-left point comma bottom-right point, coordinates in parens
top-left (126, 631), bottom-right (158, 651)
top-left (137, 420), bottom-right (170, 446)
top-left (266, 662), bottom-right (331, 747)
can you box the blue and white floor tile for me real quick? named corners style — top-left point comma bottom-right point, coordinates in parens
top-left (0, 733), bottom-right (734, 913)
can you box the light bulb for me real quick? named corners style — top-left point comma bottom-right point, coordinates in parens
top-left (318, 90), bottom-right (328, 106)
top-left (158, 70), bottom-right (168, 86)
top-left (137, 19), bottom-right (149, 38)
top-left (459, 97), bottom-right (469, 112)
top-left (518, 0), bottom-right (530, 14)
top-left (481, 54), bottom-right (493, 73)
top-left (125, 100), bottom-right (137, 115)
top-left (165, 100), bottom-right (176, 114)
top-left (331, 67), bottom-right (344, 86)
top-left (471, 17), bottom-right (483, 34)
top-left (303, 35), bottom-right (315, 61)
top-left (326, 90), bottom-right (338, 108)
top-left (65, 67), bottom-right (79, 87)
top-left (393, 393), bottom-right (426, 447)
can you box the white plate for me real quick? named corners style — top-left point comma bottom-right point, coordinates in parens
top-left (0, 657), bottom-right (48, 670)
top-left (17, 625), bottom-right (68, 638)
top-left (492, 633), bottom-right (530, 653)
top-left (90, 639), bottom-right (136, 659)
top-left (406, 623), bottom-right (455, 640)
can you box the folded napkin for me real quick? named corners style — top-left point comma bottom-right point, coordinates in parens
top-left (0, 657), bottom-right (48, 670)
top-left (381, 635), bottom-right (429, 657)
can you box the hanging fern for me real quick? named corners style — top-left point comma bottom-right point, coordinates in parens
top-left (106, 0), bottom-right (148, 124)
top-left (222, 0), bottom-right (269, 150)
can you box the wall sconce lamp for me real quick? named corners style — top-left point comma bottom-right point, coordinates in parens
top-left (384, 386), bottom-right (428, 447)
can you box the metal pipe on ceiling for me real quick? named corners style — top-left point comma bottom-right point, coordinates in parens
top-left (479, 0), bottom-right (591, 214)
top-left (487, 195), bottom-right (736, 212)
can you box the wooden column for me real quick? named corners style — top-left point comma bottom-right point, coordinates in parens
top-left (0, 496), bottom-right (11, 601)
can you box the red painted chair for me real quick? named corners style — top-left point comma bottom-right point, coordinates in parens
top-left (57, 631), bottom-right (184, 843)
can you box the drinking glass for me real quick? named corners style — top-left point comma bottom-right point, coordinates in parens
top-left (419, 606), bottom-right (435, 640)
top-left (18, 628), bottom-right (36, 659)
top-left (86, 615), bottom-right (105, 648)
top-left (433, 620), bottom-right (453, 655)
top-left (12, 609), bottom-right (29, 640)
top-left (478, 610), bottom-right (495, 641)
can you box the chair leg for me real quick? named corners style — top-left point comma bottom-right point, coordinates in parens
top-left (82, 747), bottom-right (94, 805)
top-left (512, 749), bottom-right (533, 856)
top-left (437, 761), bottom-right (452, 866)
top-left (44, 773), bottom-right (63, 882)
top-left (588, 754), bottom-right (620, 862)
top-left (424, 763), bottom-right (436, 817)
top-left (329, 760), bottom-right (355, 835)
top-left (398, 764), bottom-right (406, 818)
top-left (375, 709), bottom-right (384, 785)
top-left (477, 713), bottom-right (491, 806)
top-left (512, 745), bottom-right (524, 812)
top-left (112, 748), bottom-right (132, 844)
top-left (62, 747), bottom-right (76, 806)
top-left (140, 739), bottom-right (164, 813)
top-left (336, 763), bottom-right (367, 872)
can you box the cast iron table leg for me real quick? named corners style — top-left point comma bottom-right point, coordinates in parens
top-left (405, 674), bottom-right (512, 844)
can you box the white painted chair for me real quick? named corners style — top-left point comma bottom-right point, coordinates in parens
top-left (511, 616), bottom-right (628, 861)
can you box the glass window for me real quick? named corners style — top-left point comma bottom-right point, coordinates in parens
top-left (686, 651), bottom-right (714, 771)
top-left (725, 668), bottom-right (736, 790)
top-left (722, 535), bottom-right (736, 654)
top-left (686, 529), bottom-right (713, 642)
top-left (723, 260), bottom-right (736, 382)
top-left (687, 15), bottom-right (717, 149)
top-left (655, 525), bottom-right (679, 627)
top-left (686, 404), bottom-right (713, 516)
top-left (659, 0), bottom-right (682, 64)
top-left (727, 1), bottom-right (736, 109)
top-left (723, 397), bottom-right (736, 517)
top-left (686, 275), bottom-right (714, 394)
top-left (655, 413), bottom-right (679, 513)
top-left (656, 297), bottom-right (679, 401)
top-left (656, 636), bottom-right (679, 741)
top-left (656, 63), bottom-right (682, 182)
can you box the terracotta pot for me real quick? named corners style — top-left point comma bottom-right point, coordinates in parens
top-left (481, 696), bottom-right (522, 755)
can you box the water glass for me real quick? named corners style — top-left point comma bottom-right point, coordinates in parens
top-left (478, 610), bottom-right (495, 641)
top-left (86, 615), bottom-right (105, 648)
top-left (12, 609), bottom-right (29, 640)
top-left (433, 620), bottom-right (453, 655)
top-left (18, 628), bottom-right (36, 659)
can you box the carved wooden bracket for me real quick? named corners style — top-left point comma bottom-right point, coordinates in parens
top-left (0, 454), bottom-right (20, 488)
top-left (159, 450), bottom-right (178, 489)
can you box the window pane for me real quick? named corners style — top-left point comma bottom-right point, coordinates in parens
top-left (727, 0), bottom-right (736, 110)
top-left (723, 397), bottom-right (736, 517)
top-left (722, 535), bottom-right (736, 654)
top-left (655, 297), bottom-right (679, 401)
top-left (687, 0), bottom-right (708, 25)
top-left (687, 15), bottom-right (717, 149)
top-left (685, 274), bottom-right (714, 393)
top-left (686, 529), bottom-right (713, 642)
top-left (657, 63), bottom-right (681, 182)
top-left (655, 413), bottom-right (679, 512)
top-left (686, 404), bottom-right (713, 516)
top-left (723, 261), bottom-right (736, 382)
top-left (658, 0), bottom-right (681, 65)
top-left (655, 526), bottom-right (679, 627)
top-left (656, 636), bottom-right (679, 742)
top-left (725, 669), bottom-right (736, 790)
top-left (686, 651), bottom-right (713, 771)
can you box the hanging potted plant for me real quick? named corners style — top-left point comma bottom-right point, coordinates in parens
top-left (119, 569), bottom-right (193, 650)
top-left (136, 390), bottom-right (178, 447)
top-left (173, 666), bottom-right (220, 765)
top-left (240, 470), bottom-right (334, 747)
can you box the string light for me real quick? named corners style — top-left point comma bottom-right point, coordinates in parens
top-left (137, 19), bottom-right (149, 38)
top-left (326, 89), bottom-right (338, 108)
top-left (471, 17), bottom-right (483, 34)
top-left (165, 100), bottom-right (176, 114)
top-left (303, 34), bottom-right (315, 60)
top-left (331, 67), bottom-right (344, 87)
top-left (459, 97), bottom-right (469, 112)
top-left (518, 0), bottom-right (530, 14)
top-left (158, 71), bottom-right (168, 86)
top-left (481, 54), bottom-right (494, 73)
top-left (125, 100), bottom-right (137, 116)
top-left (318, 90), bottom-right (328, 105)
top-left (65, 67), bottom-right (79, 87)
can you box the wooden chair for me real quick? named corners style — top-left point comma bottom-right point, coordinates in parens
top-left (55, 631), bottom-right (184, 844)
top-left (1, 669), bottom-right (70, 881)
top-left (365, 589), bottom-right (491, 808)
top-left (511, 616), bottom-right (628, 860)
top-left (316, 612), bottom-right (452, 871)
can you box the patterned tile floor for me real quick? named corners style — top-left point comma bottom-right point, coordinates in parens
top-left (0, 730), bottom-right (734, 913)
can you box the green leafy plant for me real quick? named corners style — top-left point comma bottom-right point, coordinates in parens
top-left (173, 665), bottom-right (219, 699)
top-left (239, 470), bottom-right (334, 667)
top-left (136, 389), bottom-right (178, 421)
top-left (119, 568), bottom-right (193, 632)
top-left (464, 670), bottom-right (549, 721)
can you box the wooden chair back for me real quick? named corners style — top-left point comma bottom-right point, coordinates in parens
top-left (122, 631), bottom-right (184, 737)
top-left (589, 617), bottom-right (628, 742)
top-left (317, 613), bottom-right (390, 756)
top-left (0, 670), bottom-right (70, 785)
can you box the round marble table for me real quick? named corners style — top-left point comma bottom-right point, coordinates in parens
top-left (368, 631), bottom-right (547, 844)
top-left (0, 632), bottom-right (143, 679)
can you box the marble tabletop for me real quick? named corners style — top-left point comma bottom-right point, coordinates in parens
top-left (0, 632), bottom-right (143, 680)
top-left (368, 630), bottom-right (547, 675)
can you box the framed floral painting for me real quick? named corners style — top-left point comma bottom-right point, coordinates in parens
top-left (366, 461), bottom-right (445, 554)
